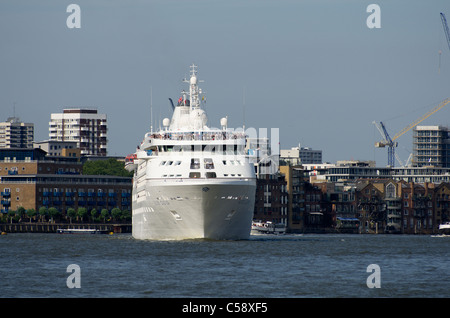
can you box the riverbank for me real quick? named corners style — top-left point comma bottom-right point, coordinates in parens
top-left (0, 222), bottom-right (131, 234)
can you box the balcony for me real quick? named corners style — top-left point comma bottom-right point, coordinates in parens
top-left (1, 191), bottom-right (11, 197)
top-left (1, 199), bottom-right (11, 206)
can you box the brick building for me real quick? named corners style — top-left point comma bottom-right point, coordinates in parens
top-left (0, 149), bottom-right (131, 216)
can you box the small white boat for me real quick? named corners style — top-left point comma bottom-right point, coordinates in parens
top-left (251, 221), bottom-right (286, 235)
top-left (57, 228), bottom-right (110, 234)
top-left (438, 222), bottom-right (450, 235)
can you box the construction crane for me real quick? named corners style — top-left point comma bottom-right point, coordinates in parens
top-left (373, 121), bottom-right (397, 167)
top-left (374, 98), bottom-right (450, 167)
top-left (440, 13), bottom-right (450, 52)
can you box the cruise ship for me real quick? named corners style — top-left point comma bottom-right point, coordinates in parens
top-left (127, 65), bottom-right (256, 240)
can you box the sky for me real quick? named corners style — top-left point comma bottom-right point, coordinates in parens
top-left (1, 0), bottom-right (450, 167)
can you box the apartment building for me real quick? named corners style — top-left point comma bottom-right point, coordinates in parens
top-left (413, 125), bottom-right (450, 168)
top-left (254, 172), bottom-right (288, 226)
top-left (0, 149), bottom-right (131, 215)
top-left (49, 108), bottom-right (107, 156)
top-left (0, 117), bottom-right (34, 149)
top-left (280, 146), bottom-right (322, 165)
top-left (34, 140), bottom-right (80, 157)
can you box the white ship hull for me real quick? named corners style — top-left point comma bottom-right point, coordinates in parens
top-left (132, 179), bottom-right (256, 240)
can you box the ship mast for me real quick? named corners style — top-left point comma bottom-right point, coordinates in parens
top-left (183, 64), bottom-right (203, 110)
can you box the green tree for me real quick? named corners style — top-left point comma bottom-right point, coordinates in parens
top-left (121, 209), bottom-right (131, 222)
top-left (39, 207), bottom-right (48, 222)
top-left (7, 209), bottom-right (16, 224)
top-left (77, 207), bottom-right (88, 222)
top-left (26, 208), bottom-right (37, 223)
top-left (90, 208), bottom-right (98, 222)
top-left (67, 208), bottom-right (76, 223)
top-left (100, 208), bottom-right (109, 222)
top-left (111, 208), bottom-right (121, 221)
top-left (48, 207), bottom-right (60, 223)
top-left (82, 158), bottom-right (133, 177)
top-left (16, 207), bottom-right (26, 222)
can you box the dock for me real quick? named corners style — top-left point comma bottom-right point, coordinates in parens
top-left (0, 223), bottom-right (131, 234)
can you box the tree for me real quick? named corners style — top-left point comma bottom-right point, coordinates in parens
top-left (90, 208), bottom-right (98, 222)
top-left (48, 207), bottom-right (60, 223)
top-left (16, 207), bottom-right (26, 222)
top-left (67, 208), bottom-right (76, 223)
top-left (39, 207), bottom-right (48, 222)
top-left (111, 208), bottom-right (121, 221)
top-left (77, 207), bottom-right (88, 222)
top-left (100, 208), bottom-right (109, 222)
top-left (7, 209), bottom-right (16, 224)
top-left (121, 209), bottom-right (131, 222)
top-left (26, 208), bottom-right (37, 223)
top-left (82, 158), bottom-right (133, 177)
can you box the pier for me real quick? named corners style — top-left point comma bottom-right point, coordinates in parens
top-left (0, 223), bottom-right (131, 234)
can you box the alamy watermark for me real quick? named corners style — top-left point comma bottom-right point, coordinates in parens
top-left (66, 4), bottom-right (81, 29)
top-left (366, 4), bottom-right (381, 29)
top-left (66, 264), bottom-right (81, 288)
top-left (366, 264), bottom-right (381, 288)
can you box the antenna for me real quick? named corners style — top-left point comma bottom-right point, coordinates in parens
top-left (243, 86), bottom-right (246, 131)
top-left (150, 86), bottom-right (153, 133)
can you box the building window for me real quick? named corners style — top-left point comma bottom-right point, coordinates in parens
top-left (386, 183), bottom-right (396, 199)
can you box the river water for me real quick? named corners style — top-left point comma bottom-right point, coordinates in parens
top-left (1, 233), bottom-right (449, 299)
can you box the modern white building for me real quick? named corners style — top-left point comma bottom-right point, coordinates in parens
top-left (0, 117), bottom-right (34, 149)
top-left (413, 125), bottom-right (450, 168)
top-left (49, 108), bottom-right (107, 156)
top-left (281, 146), bottom-right (322, 165)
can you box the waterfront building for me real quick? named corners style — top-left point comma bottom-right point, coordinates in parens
top-left (280, 146), bottom-right (322, 165)
top-left (356, 180), bottom-right (394, 234)
top-left (302, 160), bottom-right (450, 184)
top-left (254, 172), bottom-right (288, 226)
top-left (412, 125), bottom-right (450, 168)
top-left (434, 182), bottom-right (450, 228)
top-left (303, 182), bottom-right (330, 230)
top-left (400, 182), bottom-right (435, 234)
top-left (49, 108), bottom-right (107, 156)
top-left (279, 165), bottom-right (305, 233)
top-left (34, 140), bottom-right (80, 158)
top-left (0, 117), bottom-right (34, 149)
top-left (0, 148), bottom-right (131, 215)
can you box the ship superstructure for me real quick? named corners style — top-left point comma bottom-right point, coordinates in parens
top-left (128, 65), bottom-right (256, 240)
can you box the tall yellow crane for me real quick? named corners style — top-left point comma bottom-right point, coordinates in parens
top-left (374, 98), bottom-right (450, 167)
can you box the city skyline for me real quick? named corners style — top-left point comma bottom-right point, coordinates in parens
top-left (2, 0), bottom-right (450, 166)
